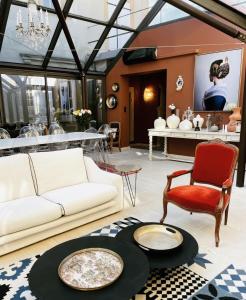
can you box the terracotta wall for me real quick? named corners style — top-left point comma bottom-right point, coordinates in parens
top-left (106, 18), bottom-right (246, 148)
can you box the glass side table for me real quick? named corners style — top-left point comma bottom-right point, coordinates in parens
top-left (114, 164), bottom-right (142, 207)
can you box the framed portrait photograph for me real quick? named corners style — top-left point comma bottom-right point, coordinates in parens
top-left (194, 49), bottom-right (243, 111)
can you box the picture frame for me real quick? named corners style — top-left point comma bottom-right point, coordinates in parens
top-left (106, 94), bottom-right (118, 109)
top-left (112, 83), bottom-right (119, 92)
top-left (194, 49), bottom-right (243, 111)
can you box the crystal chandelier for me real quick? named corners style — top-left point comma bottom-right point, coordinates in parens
top-left (16, 0), bottom-right (50, 49)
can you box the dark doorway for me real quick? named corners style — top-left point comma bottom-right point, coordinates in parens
top-left (129, 71), bottom-right (166, 145)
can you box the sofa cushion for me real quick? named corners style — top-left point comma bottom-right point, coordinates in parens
top-left (0, 154), bottom-right (36, 203)
top-left (0, 196), bottom-right (62, 236)
top-left (42, 183), bottom-right (118, 216)
top-left (29, 148), bottom-right (88, 195)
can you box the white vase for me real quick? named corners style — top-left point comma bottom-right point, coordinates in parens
top-left (179, 119), bottom-right (193, 131)
top-left (193, 114), bottom-right (204, 129)
top-left (167, 114), bottom-right (180, 129)
top-left (154, 117), bottom-right (166, 129)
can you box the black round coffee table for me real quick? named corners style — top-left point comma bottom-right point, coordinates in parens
top-left (28, 236), bottom-right (149, 300)
top-left (116, 223), bottom-right (198, 269)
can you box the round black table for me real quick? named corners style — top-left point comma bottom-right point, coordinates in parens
top-left (116, 223), bottom-right (198, 269)
top-left (28, 236), bottom-right (149, 300)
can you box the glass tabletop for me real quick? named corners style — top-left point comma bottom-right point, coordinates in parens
top-left (114, 164), bottom-right (142, 174)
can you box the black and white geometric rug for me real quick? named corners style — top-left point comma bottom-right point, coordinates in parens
top-left (0, 217), bottom-right (244, 300)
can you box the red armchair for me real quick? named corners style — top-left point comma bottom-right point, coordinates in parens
top-left (160, 139), bottom-right (238, 247)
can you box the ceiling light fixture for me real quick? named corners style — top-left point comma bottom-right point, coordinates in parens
top-left (16, 0), bottom-right (51, 49)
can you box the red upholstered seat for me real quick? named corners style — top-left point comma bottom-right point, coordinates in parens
top-left (167, 185), bottom-right (229, 213)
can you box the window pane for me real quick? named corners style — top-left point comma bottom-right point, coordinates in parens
top-left (0, 5), bottom-right (58, 65)
top-left (66, 18), bottom-right (105, 67)
top-left (90, 29), bottom-right (133, 72)
top-left (47, 78), bottom-right (82, 132)
top-left (1, 74), bottom-right (47, 125)
top-left (149, 3), bottom-right (189, 26)
top-left (49, 31), bottom-right (76, 69)
top-left (17, 0), bottom-right (66, 9)
top-left (70, 0), bottom-right (120, 22)
top-left (115, 0), bottom-right (158, 29)
top-left (218, 0), bottom-right (246, 13)
top-left (87, 78), bottom-right (104, 127)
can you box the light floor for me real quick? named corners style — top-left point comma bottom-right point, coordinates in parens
top-left (1, 148), bottom-right (246, 277)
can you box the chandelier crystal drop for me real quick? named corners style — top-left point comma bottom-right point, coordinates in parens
top-left (16, 0), bottom-right (51, 49)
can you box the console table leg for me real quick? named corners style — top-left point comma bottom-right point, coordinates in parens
top-left (164, 137), bottom-right (168, 157)
top-left (149, 135), bottom-right (153, 160)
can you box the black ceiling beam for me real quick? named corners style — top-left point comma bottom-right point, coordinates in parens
top-left (0, 0), bottom-right (12, 51)
top-left (216, 0), bottom-right (246, 19)
top-left (165, 0), bottom-right (246, 43)
top-left (51, 0), bottom-right (83, 73)
top-left (189, 0), bottom-right (246, 31)
top-left (84, 0), bottom-right (128, 73)
top-left (0, 61), bottom-right (80, 76)
top-left (42, 0), bottom-right (73, 69)
top-left (106, 0), bottom-right (166, 74)
top-left (0, 61), bottom-right (106, 77)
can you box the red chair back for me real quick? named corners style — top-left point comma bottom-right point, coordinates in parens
top-left (192, 140), bottom-right (238, 187)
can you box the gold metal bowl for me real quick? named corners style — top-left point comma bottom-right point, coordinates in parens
top-left (58, 248), bottom-right (124, 291)
top-left (133, 225), bottom-right (183, 251)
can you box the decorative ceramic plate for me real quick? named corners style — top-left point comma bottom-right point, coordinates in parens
top-left (112, 82), bottom-right (119, 92)
top-left (133, 224), bottom-right (183, 251)
top-left (106, 95), bottom-right (118, 109)
top-left (58, 248), bottom-right (124, 291)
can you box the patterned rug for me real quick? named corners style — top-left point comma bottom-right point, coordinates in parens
top-left (0, 217), bottom-right (245, 300)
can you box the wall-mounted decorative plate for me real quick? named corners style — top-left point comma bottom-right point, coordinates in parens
top-left (112, 83), bottom-right (119, 92)
top-left (176, 75), bottom-right (184, 91)
top-left (106, 94), bottom-right (118, 109)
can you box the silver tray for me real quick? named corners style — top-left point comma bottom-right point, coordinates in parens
top-left (133, 225), bottom-right (183, 251)
top-left (58, 248), bottom-right (124, 291)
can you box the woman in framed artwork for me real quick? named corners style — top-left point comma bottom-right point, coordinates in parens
top-left (203, 57), bottom-right (230, 111)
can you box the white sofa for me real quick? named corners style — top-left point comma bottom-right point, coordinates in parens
top-left (0, 148), bottom-right (123, 255)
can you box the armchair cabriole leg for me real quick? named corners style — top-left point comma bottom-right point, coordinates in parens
top-left (215, 212), bottom-right (222, 247)
top-left (160, 199), bottom-right (168, 224)
top-left (224, 205), bottom-right (229, 225)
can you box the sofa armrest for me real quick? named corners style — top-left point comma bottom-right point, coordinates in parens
top-left (84, 157), bottom-right (123, 192)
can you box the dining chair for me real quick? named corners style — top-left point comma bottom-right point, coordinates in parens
top-left (18, 125), bottom-right (39, 153)
top-left (0, 128), bottom-right (15, 156)
top-left (82, 128), bottom-right (102, 161)
top-left (48, 122), bottom-right (68, 151)
top-left (160, 139), bottom-right (238, 247)
top-left (97, 124), bottom-right (111, 162)
top-left (109, 121), bottom-right (121, 152)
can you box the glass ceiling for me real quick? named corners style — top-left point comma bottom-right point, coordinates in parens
top-left (220, 0), bottom-right (246, 13)
top-left (17, 0), bottom-right (66, 10)
top-left (70, 0), bottom-right (120, 22)
top-left (150, 3), bottom-right (189, 26)
top-left (0, 4), bottom-right (58, 65)
top-left (0, 0), bottom-right (244, 75)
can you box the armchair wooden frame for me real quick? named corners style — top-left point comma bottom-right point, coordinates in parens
top-left (160, 139), bottom-right (238, 247)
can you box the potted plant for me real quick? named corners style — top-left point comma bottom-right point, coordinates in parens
top-left (72, 109), bottom-right (92, 131)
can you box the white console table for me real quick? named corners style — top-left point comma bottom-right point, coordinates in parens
top-left (148, 128), bottom-right (240, 161)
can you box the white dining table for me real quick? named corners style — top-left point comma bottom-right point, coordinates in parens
top-left (0, 132), bottom-right (106, 150)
